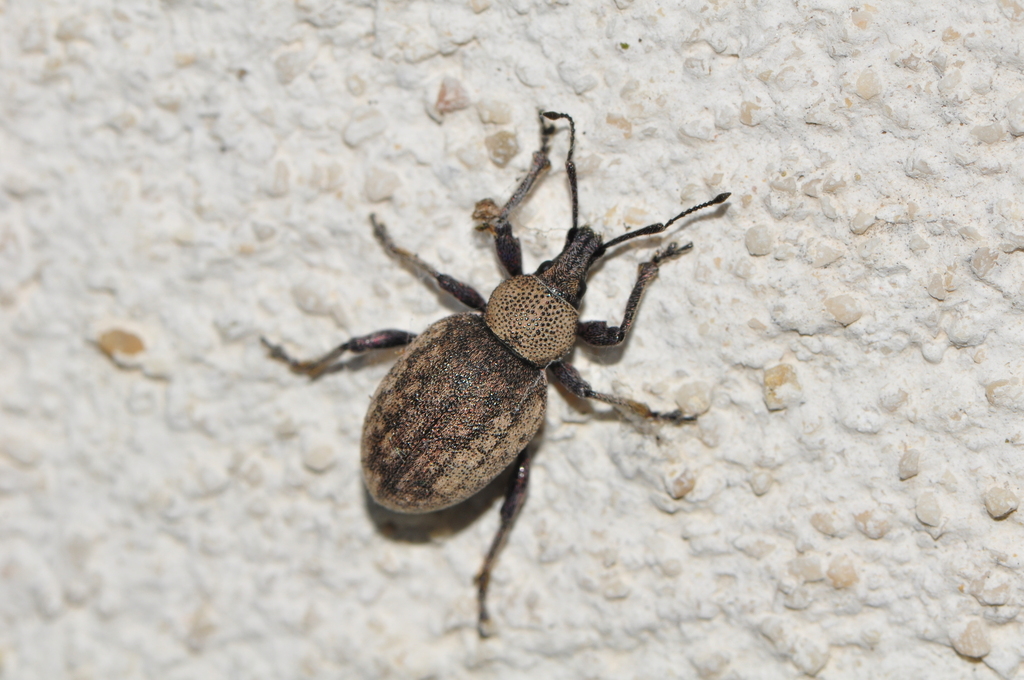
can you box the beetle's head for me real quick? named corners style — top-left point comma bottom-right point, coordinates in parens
top-left (533, 190), bottom-right (731, 308)
top-left (530, 112), bottom-right (730, 309)
top-left (533, 225), bottom-right (603, 307)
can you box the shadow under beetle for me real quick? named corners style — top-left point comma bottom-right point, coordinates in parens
top-left (262, 111), bottom-right (730, 637)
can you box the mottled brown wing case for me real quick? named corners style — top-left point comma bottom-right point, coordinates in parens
top-left (361, 313), bottom-right (547, 513)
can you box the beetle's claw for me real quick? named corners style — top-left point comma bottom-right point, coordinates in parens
top-left (658, 409), bottom-right (697, 423)
top-left (262, 337), bottom-right (325, 379)
top-left (261, 337), bottom-right (296, 366)
top-left (652, 241), bottom-right (694, 264)
top-left (261, 336), bottom-right (287, 360)
top-left (477, 612), bottom-right (495, 638)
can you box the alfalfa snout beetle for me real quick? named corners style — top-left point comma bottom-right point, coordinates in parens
top-left (263, 111), bottom-right (730, 636)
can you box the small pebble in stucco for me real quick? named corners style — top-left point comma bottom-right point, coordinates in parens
top-left (1007, 93), bottom-right (1024, 136)
top-left (739, 101), bottom-right (764, 126)
top-left (365, 168), bottom-right (400, 202)
top-left (484, 130), bottom-right (518, 167)
top-left (343, 107), bottom-right (386, 147)
top-left (925, 271), bottom-right (947, 300)
top-left (898, 450), bottom-right (920, 480)
top-left (750, 470), bottom-right (772, 496)
top-left (856, 71), bottom-right (881, 99)
top-left (854, 510), bottom-right (890, 539)
top-left (850, 210), bottom-right (876, 234)
top-left (435, 77), bottom-right (470, 114)
top-left (744, 226), bottom-right (773, 256)
top-left (98, 328), bottom-right (145, 359)
top-left (982, 487), bottom-right (1018, 519)
top-left (826, 555), bottom-right (859, 588)
top-left (810, 511), bottom-right (841, 537)
top-left (970, 247), bottom-right (998, 279)
top-left (879, 386), bottom-right (909, 412)
top-left (950, 620), bottom-right (990, 659)
top-left (674, 381), bottom-right (711, 418)
top-left (764, 364), bottom-right (801, 410)
top-left (788, 555), bottom-right (825, 582)
top-left (969, 572), bottom-right (1012, 606)
top-left (303, 445), bottom-right (337, 473)
top-left (476, 100), bottom-right (511, 125)
top-left (915, 492), bottom-right (943, 527)
top-left (824, 295), bottom-right (862, 326)
top-left (665, 468), bottom-right (697, 500)
top-left (971, 123), bottom-right (1004, 144)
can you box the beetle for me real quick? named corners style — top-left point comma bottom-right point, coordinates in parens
top-left (262, 111), bottom-right (730, 636)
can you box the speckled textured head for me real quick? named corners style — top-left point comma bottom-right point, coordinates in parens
top-left (484, 276), bottom-right (579, 367)
top-left (361, 313), bottom-right (547, 513)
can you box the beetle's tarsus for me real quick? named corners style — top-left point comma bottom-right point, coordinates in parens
top-left (652, 241), bottom-right (694, 265)
top-left (626, 401), bottom-right (694, 423)
top-left (475, 569), bottom-right (495, 637)
top-left (654, 409), bottom-right (697, 423)
top-left (477, 611), bottom-right (494, 638)
top-left (261, 337), bottom-right (329, 379)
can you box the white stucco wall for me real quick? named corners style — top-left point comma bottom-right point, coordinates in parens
top-left (1, 0), bottom-right (1023, 677)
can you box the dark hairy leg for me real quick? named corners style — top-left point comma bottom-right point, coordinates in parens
top-left (476, 112), bottom-right (558, 277)
top-left (261, 329), bottom-right (417, 380)
top-left (475, 447), bottom-right (532, 637)
top-left (540, 111), bottom-right (579, 232)
top-left (578, 241), bottom-right (692, 346)
top-left (549, 361), bottom-right (693, 423)
top-left (371, 215), bottom-right (487, 311)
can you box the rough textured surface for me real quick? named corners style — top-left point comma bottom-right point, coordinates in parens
top-left (2, 0), bottom-right (1023, 678)
top-left (362, 313), bottom-right (545, 513)
top-left (484, 275), bottom-right (578, 366)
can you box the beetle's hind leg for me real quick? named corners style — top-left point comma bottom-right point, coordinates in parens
top-left (549, 361), bottom-right (693, 423)
top-left (475, 447), bottom-right (532, 637)
top-left (371, 215), bottom-right (487, 311)
top-left (475, 111), bottom-right (557, 277)
top-left (577, 242), bottom-right (693, 347)
top-left (261, 329), bottom-right (417, 379)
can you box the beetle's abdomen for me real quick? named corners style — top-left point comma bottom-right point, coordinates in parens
top-left (484, 276), bottom-right (578, 367)
top-left (361, 313), bottom-right (547, 513)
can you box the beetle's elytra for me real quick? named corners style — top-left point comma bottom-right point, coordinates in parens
top-left (263, 111), bottom-right (730, 636)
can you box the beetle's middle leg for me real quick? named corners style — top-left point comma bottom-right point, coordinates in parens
top-left (475, 447), bottom-right (532, 638)
top-left (577, 242), bottom-right (693, 347)
top-left (549, 360), bottom-right (692, 423)
top-left (261, 329), bottom-right (416, 379)
top-left (371, 215), bottom-right (487, 310)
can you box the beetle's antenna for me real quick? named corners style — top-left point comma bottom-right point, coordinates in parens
top-left (541, 111), bottom-right (579, 232)
top-left (594, 192), bottom-right (730, 258)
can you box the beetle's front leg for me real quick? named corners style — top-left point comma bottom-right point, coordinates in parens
top-left (261, 329), bottom-right (417, 379)
top-left (541, 111), bottom-right (579, 231)
top-left (549, 361), bottom-right (692, 423)
top-left (475, 447), bottom-right (532, 638)
top-left (577, 242), bottom-right (692, 346)
top-left (475, 112), bottom-right (557, 277)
